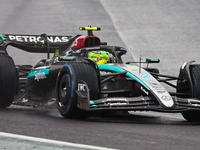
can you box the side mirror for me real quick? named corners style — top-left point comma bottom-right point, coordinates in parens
top-left (146, 58), bottom-right (160, 63)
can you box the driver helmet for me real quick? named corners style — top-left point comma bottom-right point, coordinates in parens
top-left (88, 51), bottom-right (109, 65)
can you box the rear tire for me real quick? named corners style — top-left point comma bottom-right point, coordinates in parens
top-left (0, 54), bottom-right (18, 108)
top-left (56, 62), bottom-right (98, 119)
top-left (181, 65), bottom-right (200, 121)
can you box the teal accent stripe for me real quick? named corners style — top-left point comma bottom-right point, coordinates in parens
top-left (27, 69), bottom-right (50, 79)
top-left (98, 64), bottom-right (150, 90)
top-left (149, 58), bottom-right (159, 60)
top-left (99, 64), bottom-right (125, 72)
top-left (90, 101), bottom-right (97, 107)
top-left (0, 34), bottom-right (6, 43)
top-left (60, 56), bottom-right (75, 59)
top-left (90, 101), bottom-right (102, 109)
top-left (90, 101), bottom-right (95, 104)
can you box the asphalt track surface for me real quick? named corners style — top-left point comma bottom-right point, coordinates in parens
top-left (1, 0), bottom-right (200, 150)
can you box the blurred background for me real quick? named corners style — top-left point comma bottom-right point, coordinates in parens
top-left (1, 0), bottom-right (200, 77)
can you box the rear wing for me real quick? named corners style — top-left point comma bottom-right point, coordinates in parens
top-left (0, 26), bottom-right (101, 57)
top-left (0, 34), bottom-right (73, 54)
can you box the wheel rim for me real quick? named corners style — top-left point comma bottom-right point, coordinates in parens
top-left (58, 74), bottom-right (71, 106)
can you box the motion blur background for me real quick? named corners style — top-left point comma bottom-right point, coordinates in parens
top-left (1, 0), bottom-right (200, 77)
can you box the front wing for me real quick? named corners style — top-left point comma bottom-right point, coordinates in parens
top-left (76, 81), bottom-right (200, 113)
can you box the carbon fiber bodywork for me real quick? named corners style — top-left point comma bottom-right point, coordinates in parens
top-left (0, 28), bottom-right (200, 118)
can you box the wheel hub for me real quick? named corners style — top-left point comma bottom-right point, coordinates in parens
top-left (58, 74), bottom-right (71, 106)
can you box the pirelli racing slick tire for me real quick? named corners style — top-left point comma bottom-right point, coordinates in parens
top-left (56, 62), bottom-right (99, 119)
top-left (0, 54), bottom-right (18, 108)
top-left (181, 64), bottom-right (200, 122)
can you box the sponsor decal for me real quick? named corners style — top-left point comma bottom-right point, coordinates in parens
top-left (35, 66), bottom-right (50, 70)
top-left (190, 104), bottom-right (200, 107)
top-left (188, 99), bottom-right (200, 103)
top-left (27, 69), bottom-right (49, 80)
top-left (103, 98), bottom-right (128, 105)
top-left (78, 84), bottom-right (86, 91)
top-left (106, 98), bottom-right (127, 101)
top-left (125, 66), bottom-right (140, 70)
top-left (188, 99), bottom-right (200, 107)
top-left (100, 71), bottom-right (112, 75)
top-left (34, 70), bottom-right (47, 81)
top-left (71, 38), bottom-right (78, 47)
top-left (7, 35), bottom-right (69, 43)
top-left (140, 74), bottom-right (150, 78)
top-left (149, 82), bottom-right (163, 89)
top-left (109, 102), bottom-right (127, 106)
top-left (156, 90), bottom-right (166, 94)
top-left (161, 95), bottom-right (171, 101)
top-left (85, 47), bottom-right (100, 50)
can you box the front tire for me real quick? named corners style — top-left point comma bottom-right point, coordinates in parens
top-left (56, 62), bottom-right (98, 119)
top-left (0, 54), bottom-right (18, 108)
top-left (181, 65), bottom-right (200, 121)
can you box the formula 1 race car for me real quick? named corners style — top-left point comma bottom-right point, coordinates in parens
top-left (1, 27), bottom-right (200, 122)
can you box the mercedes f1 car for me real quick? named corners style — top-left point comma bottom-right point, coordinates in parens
top-left (1, 27), bottom-right (200, 121)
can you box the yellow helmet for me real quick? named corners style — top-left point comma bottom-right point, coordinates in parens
top-left (88, 51), bottom-right (109, 65)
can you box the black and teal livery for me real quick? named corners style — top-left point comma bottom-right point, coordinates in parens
top-left (1, 27), bottom-right (200, 121)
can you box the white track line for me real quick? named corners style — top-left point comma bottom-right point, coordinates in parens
top-left (0, 132), bottom-right (117, 150)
